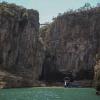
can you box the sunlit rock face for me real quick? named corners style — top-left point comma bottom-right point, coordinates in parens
top-left (0, 3), bottom-right (44, 88)
top-left (41, 8), bottom-right (100, 80)
top-left (94, 53), bottom-right (100, 91)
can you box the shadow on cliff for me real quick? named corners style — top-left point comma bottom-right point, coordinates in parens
top-left (39, 50), bottom-right (94, 83)
top-left (39, 51), bottom-right (66, 82)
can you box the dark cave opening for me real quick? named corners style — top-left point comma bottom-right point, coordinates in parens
top-left (39, 52), bottom-right (66, 82)
top-left (39, 51), bottom-right (94, 83)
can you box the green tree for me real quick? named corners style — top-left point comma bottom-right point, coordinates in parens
top-left (79, 3), bottom-right (91, 11)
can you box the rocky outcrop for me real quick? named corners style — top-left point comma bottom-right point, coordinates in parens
top-left (40, 7), bottom-right (100, 80)
top-left (94, 50), bottom-right (100, 91)
top-left (0, 3), bottom-right (44, 88)
top-left (94, 58), bottom-right (100, 92)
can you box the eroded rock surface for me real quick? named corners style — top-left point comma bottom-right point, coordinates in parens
top-left (40, 7), bottom-right (100, 80)
top-left (0, 3), bottom-right (44, 88)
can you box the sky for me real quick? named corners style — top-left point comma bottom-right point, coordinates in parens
top-left (0, 0), bottom-right (99, 23)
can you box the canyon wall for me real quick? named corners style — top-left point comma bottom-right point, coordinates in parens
top-left (0, 3), bottom-right (100, 87)
top-left (0, 3), bottom-right (44, 88)
top-left (40, 7), bottom-right (100, 80)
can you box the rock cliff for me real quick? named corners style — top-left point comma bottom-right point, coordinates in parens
top-left (94, 54), bottom-right (100, 91)
top-left (40, 7), bottom-right (100, 81)
top-left (0, 3), bottom-right (100, 87)
top-left (0, 3), bottom-right (44, 88)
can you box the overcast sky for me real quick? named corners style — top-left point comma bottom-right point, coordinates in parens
top-left (1, 0), bottom-right (99, 23)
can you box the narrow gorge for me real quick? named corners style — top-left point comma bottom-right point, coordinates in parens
top-left (0, 3), bottom-right (100, 88)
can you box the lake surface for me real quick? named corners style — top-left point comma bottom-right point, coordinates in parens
top-left (0, 87), bottom-right (100, 100)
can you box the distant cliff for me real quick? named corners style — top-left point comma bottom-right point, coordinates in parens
top-left (40, 7), bottom-right (100, 81)
top-left (0, 2), bottom-right (44, 88)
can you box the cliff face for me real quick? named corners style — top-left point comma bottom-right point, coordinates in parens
top-left (0, 3), bottom-right (100, 87)
top-left (95, 59), bottom-right (100, 90)
top-left (0, 3), bottom-right (44, 88)
top-left (41, 8), bottom-right (100, 80)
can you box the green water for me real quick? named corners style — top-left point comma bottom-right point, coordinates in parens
top-left (0, 87), bottom-right (100, 100)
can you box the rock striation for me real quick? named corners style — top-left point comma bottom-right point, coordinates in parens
top-left (40, 7), bottom-right (100, 80)
top-left (0, 2), bottom-right (44, 88)
top-left (0, 3), bottom-right (100, 87)
top-left (94, 54), bottom-right (100, 91)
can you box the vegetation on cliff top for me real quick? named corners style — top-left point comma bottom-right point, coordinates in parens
top-left (51, 3), bottom-right (100, 22)
top-left (0, 2), bottom-right (38, 17)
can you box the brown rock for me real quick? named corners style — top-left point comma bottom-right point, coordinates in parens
top-left (0, 3), bottom-right (44, 88)
top-left (40, 7), bottom-right (100, 80)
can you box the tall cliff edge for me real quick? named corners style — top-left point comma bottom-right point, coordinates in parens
top-left (0, 3), bottom-right (44, 88)
top-left (40, 7), bottom-right (100, 81)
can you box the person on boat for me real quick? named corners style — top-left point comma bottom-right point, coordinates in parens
top-left (64, 77), bottom-right (70, 88)
top-left (64, 80), bottom-right (67, 88)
